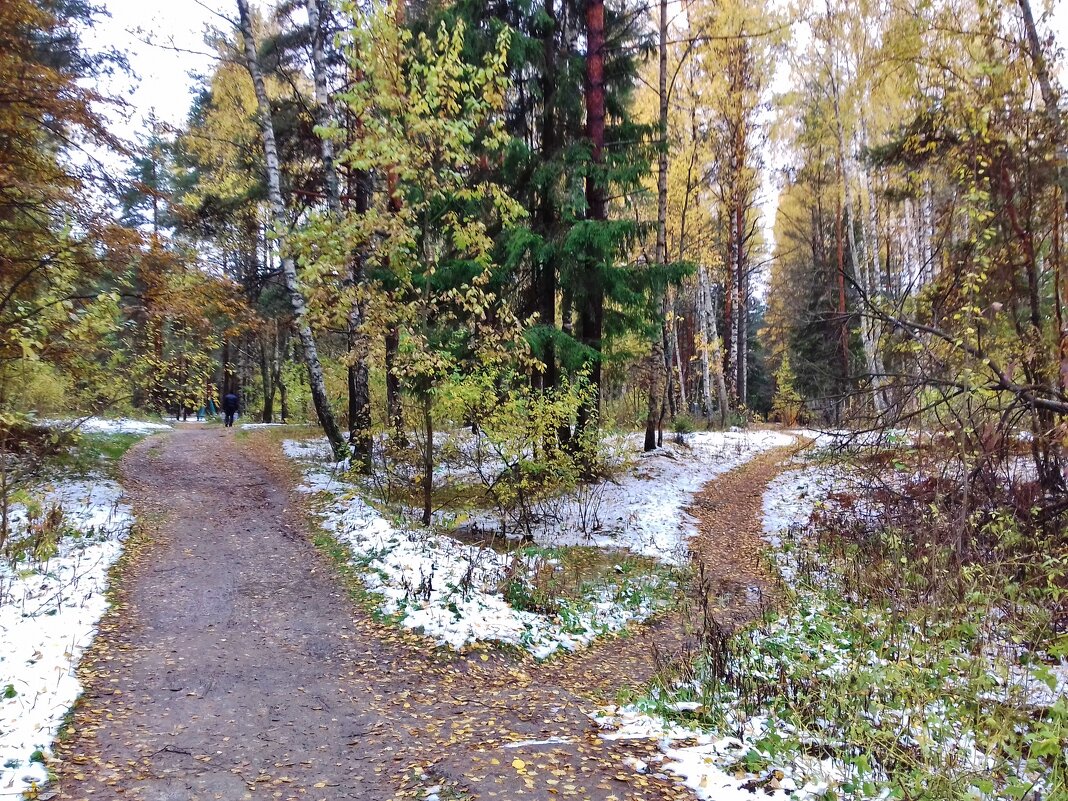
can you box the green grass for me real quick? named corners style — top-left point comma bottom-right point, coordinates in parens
top-left (50, 432), bottom-right (143, 476)
top-left (632, 540), bottom-right (1067, 800)
top-left (308, 525), bottom-right (404, 627)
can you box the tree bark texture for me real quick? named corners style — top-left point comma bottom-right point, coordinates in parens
top-left (236, 0), bottom-right (347, 459)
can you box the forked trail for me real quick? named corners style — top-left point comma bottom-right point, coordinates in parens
top-left (51, 427), bottom-right (797, 801)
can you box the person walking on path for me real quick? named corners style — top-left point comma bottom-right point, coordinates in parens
top-left (222, 392), bottom-right (239, 427)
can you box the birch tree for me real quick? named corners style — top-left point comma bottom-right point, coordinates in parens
top-left (235, 0), bottom-right (347, 459)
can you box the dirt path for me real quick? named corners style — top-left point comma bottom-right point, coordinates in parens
top-left (686, 444), bottom-right (802, 629)
top-left (50, 428), bottom-right (799, 801)
top-left (535, 441), bottom-right (803, 699)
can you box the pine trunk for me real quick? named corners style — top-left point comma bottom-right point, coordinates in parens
top-left (578, 0), bottom-right (607, 435)
top-left (644, 0), bottom-right (669, 452)
top-left (348, 167), bottom-right (373, 469)
top-left (536, 0), bottom-right (559, 398)
top-left (259, 335), bottom-right (274, 423)
top-left (831, 76), bottom-right (883, 413)
top-left (383, 0), bottom-right (407, 443)
top-left (422, 394), bottom-right (433, 527)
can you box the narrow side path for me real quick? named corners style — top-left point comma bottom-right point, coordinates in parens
top-left (686, 443), bottom-right (803, 628)
top-left (421, 441), bottom-right (805, 796)
top-left (532, 440), bottom-right (802, 700)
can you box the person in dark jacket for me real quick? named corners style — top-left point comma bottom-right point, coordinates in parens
top-left (222, 392), bottom-right (239, 427)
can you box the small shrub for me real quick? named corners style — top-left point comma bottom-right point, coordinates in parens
top-left (671, 414), bottom-right (696, 435)
top-left (770, 353), bottom-right (803, 426)
top-left (502, 554), bottom-right (562, 615)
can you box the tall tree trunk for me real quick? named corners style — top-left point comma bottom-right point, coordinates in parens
top-left (698, 267), bottom-right (714, 420)
top-left (385, 325), bottom-right (404, 440)
top-left (578, 0), bottom-right (606, 436)
top-left (644, 0), bottom-right (669, 452)
top-left (672, 299), bottom-right (687, 413)
top-left (236, 0), bottom-right (346, 459)
top-left (662, 297), bottom-right (676, 420)
top-left (259, 335), bottom-right (274, 423)
top-left (723, 209), bottom-right (738, 405)
top-left (238, 333), bottom-right (249, 417)
top-left (1018, 0), bottom-right (1068, 205)
top-left (558, 291), bottom-right (574, 446)
top-left (309, 0), bottom-right (371, 467)
top-left (921, 181), bottom-right (935, 285)
top-left (737, 265), bottom-right (748, 408)
top-left (421, 393), bottom-right (433, 527)
top-left (279, 334), bottom-right (290, 423)
top-left (1018, 0), bottom-right (1068, 410)
top-left (536, 0), bottom-right (559, 400)
top-left (830, 69), bottom-right (883, 413)
top-left (269, 323), bottom-right (285, 420)
top-left (306, 0), bottom-right (340, 214)
top-left (835, 174), bottom-right (850, 404)
top-left (697, 264), bottom-right (729, 426)
top-left (347, 165), bottom-right (373, 468)
top-left (382, 0), bottom-right (408, 443)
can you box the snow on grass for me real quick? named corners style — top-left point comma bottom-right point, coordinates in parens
top-left (541, 429), bottom-right (795, 560)
top-left (593, 704), bottom-right (832, 800)
top-left (280, 428), bottom-right (795, 658)
top-left (41, 417), bottom-right (172, 436)
top-left (0, 480), bottom-right (132, 796)
top-left (761, 464), bottom-right (842, 586)
top-left (282, 438), bottom-right (335, 461)
top-left (762, 466), bottom-right (833, 542)
top-left (289, 456), bottom-right (672, 659)
top-left (466, 429), bottom-right (797, 563)
top-left (592, 450), bottom-right (1066, 801)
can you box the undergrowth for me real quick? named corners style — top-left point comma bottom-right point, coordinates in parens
top-left (637, 457), bottom-right (1067, 800)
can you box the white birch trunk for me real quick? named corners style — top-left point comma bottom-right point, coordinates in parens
top-left (672, 298), bottom-right (687, 413)
top-left (921, 181), bottom-right (935, 285)
top-left (696, 265), bottom-right (728, 426)
top-left (306, 0), bottom-right (340, 213)
top-left (697, 266), bottom-right (714, 420)
top-left (831, 75), bottom-right (884, 412)
top-left (236, 0), bottom-right (346, 458)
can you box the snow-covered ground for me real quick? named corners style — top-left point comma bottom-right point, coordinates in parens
top-left (469, 430), bottom-right (797, 562)
top-left (282, 429), bottom-right (796, 658)
top-left (42, 416), bottom-right (172, 436)
top-left (591, 450), bottom-right (1067, 800)
top-left (319, 489), bottom-right (668, 659)
top-left (290, 461), bottom-right (670, 660)
top-left (594, 705), bottom-right (828, 800)
top-left (0, 480), bottom-right (133, 796)
top-left (589, 454), bottom-right (846, 801)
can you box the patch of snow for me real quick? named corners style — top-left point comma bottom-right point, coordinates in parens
top-left (594, 464), bottom-right (1063, 801)
top-left (661, 748), bottom-right (788, 801)
top-left (468, 429), bottom-right (796, 564)
top-left (282, 438), bottom-right (334, 461)
top-left (593, 705), bottom-right (841, 800)
top-left (0, 480), bottom-right (133, 796)
top-left (503, 736), bottom-right (573, 748)
top-left (761, 465), bottom-right (840, 585)
top-left (762, 466), bottom-right (831, 539)
top-left (313, 488), bottom-right (667, 659)
top-left (240, 422), bottom-right (291, 430)
top-left (280, 428), bottom-right (787, 657)
top-left (42, 417), bottom-right (171, 436)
